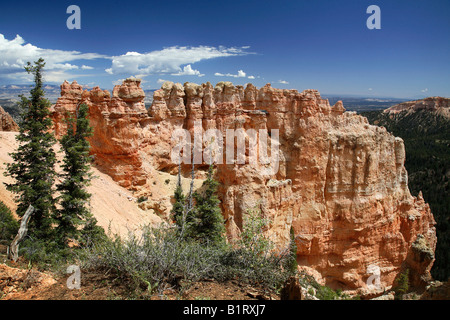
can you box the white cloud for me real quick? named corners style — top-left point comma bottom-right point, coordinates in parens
top-left (157, 79), bottom-right (168, 84)
top-left (247, 75), bottom-right (255, 79)
top-left (215, 69), bottom-right (248, 78)
top-left (421, 88), bottom-right (428, 93)
top-left (237, 70), bottom-right (246, 78)
top-left (0, 33), bottom-right (255, 85)
top-left (112, 78), bottom-right (126, 86)
top-left (368, 88), bottom-right (373, 91)
top-left (53, 63), bottom-right (79, 70)
top-left (0, 33), bottom-right (107, 83)
top-left (278, 80), bottom-right (289, 84)
top-left (106, 46), bottom-right (252, 76)
top-left (171, 64), bottom-right (204, 77)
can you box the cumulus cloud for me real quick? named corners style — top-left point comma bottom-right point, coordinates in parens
top-left (421, 88), bottom-right (428, 93)
top-left (237, 70), bottom-right (246, 78)
top-left (278, 80), bottom-right (289, 84)
top-left (0, 33), bottom-right (107, 82)
top-left (105, 46), bottom-right (252, 76)
top-left (171, 64), bottom-right (204, 77)
top-left (0, 33), bottom-right (255, 85)
top-left (214, 69), bottom-right (252, 78)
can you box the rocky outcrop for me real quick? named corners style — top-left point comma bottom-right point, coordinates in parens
top-left (51, 79), bottom-right (437, 293)
top-left (384, 96), bottom-right (450, 119)
top-left (0, 106), bottom-right (19, 131)
top-left (51, 79), bottom-right (148, 188)
top-left (420, 280), bottom-right (450, 300)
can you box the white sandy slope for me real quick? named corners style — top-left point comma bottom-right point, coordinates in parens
top-left (0, 132), bottom-right (162, 238)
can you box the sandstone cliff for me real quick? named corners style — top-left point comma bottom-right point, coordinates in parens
top-left (0, 106), bottom-right (19, 132)
top-left (51, 79), bottom-right (148, 189)
top-left (384, 96), bottom-right (450, 119)
top-left (51, 79), bottom-right (437, 293)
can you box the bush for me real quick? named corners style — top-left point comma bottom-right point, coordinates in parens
top-left (314, 285), bottom-right (340, 300)
top-left (137, 196), bottom-right (147, 203)
top-left (79, 226), bottom-right (224, 294)
top-left (296, 270), bottom-right (344, 300)
top-left (78, 221), bottom-right (295, 296)
top-left (236, 208), bottom-right (273, 254)
top-left (394, 269), bottom-right (410, 300)
top-left (19, 237), bottom-right (75, 271)
top-left (0, 201), bottom-right (19, 241)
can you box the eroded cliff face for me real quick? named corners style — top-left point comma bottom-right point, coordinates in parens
top-left (51, 79), bottom-right (436, 293)
top-left (52, 79), bottom-right (148, 188)
top-left (384, 96), bottom-right (450, 119)
top-left (0, 106), bottom-right (19, 132)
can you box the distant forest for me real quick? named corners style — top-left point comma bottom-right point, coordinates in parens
top-left (362, 109), bottom-right (450, 282)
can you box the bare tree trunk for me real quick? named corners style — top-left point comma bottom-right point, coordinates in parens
top-left (9, 205), bottom-right (35, 262)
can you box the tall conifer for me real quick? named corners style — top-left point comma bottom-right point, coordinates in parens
top-left (5, 58), bottom-right (57, 239)
top-left (55, 103), bottom-right (94, 245)
top-left (191, 164), bottom-right (225, 245)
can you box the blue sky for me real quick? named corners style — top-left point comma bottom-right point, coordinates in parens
top-left (0, 0), bottom-right (449, 98)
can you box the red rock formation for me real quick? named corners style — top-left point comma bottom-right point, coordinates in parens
top-left (384, 96), bottom-right (450, 119)
top-left (51, 79), bottom-right (148, 188)
top-left (51, 80), bottom-right (437, 293)
top-left (0, 106), bottom-right (19, 131)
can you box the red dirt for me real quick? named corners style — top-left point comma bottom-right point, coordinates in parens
top-left (1, 262), bottom-right (278, 300)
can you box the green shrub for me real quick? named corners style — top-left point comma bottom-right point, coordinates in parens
top-left (394, 269), bottom-right (410, 300)
top-left (137, 196), bottom-right (147, 203)
top-left (236, 207), bottom-right (273, 254)
top-left (79, 226), bottom-right (224, 294)
top-left (19, 237), bottom-right (75, 271)
top-left (78, 222), bottom-right (294, 296)
top-left (297, 271), bottom-right (342, 300)
top-left (0, 201), bottom-right (19, 240)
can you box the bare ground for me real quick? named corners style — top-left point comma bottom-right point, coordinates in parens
top-left (0, 260), bottom-right (279, 300)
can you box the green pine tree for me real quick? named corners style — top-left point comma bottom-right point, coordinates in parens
top-left (5, 58), bottom-right (57, 239)
top-left (171, 163), bottom-right (186, 235)
top-left (285, 226), bottom-right (298, 274)
top-left (54, 103), bottom-right (95, 245)
top-left (191, 164), bottom-right (225, 245)
top-left (0, 201), bottom-right (19, 240)
top-left (394, 269), bottom-right (410, 300)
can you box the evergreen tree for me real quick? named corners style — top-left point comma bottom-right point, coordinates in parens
top-left (0, 201), bottom-right (19, 240)
top-left (54, 103), bottom-right (94, 245)
top-left (171, 163), bottom-right (186, 235)
top-left (5, 58), bottom-right (57, 239)
top-left (285, 226), bottom-right (298, 273)
top-left (191, 164), bottom-right (225, 245)
top-left (394, 269), bottom-right (410, 300)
